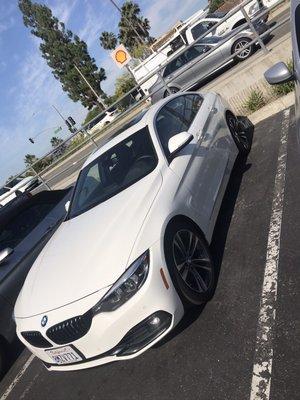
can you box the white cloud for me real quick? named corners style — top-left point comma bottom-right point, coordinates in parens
top-left (50, 0), bottom-right (79, 24)
top-left (78, 2), bottom-right (103, 47)
top-left (144, 0), bottom-right (207, 36)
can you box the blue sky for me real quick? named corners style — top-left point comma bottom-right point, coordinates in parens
top-left (0, 0), bottom-right (206, 185)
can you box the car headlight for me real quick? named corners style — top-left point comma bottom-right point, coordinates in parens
top-left (92, 251), bottom-right (149, 315)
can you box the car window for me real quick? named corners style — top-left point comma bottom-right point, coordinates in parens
top-left (163, 54), bottom-right (188, 77)
top-left (155, 94), bottom-right (203, 159)
top-left (5, 177), bottom-right (23, 188)
top-left (191, 21), bottom-right (217, 40)
top-left (69, 127), bottom-right (158, 218)
top-left (0, 203), bottom-right (56, 252)
top-left (0, 187), bottom-right (9, 196)
top-left (185, 45), bottom-right (210, 62)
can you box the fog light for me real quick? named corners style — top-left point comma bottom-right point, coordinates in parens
top-left (149, 316), bottom-right (160, 326)
top-left (110, 311), bottom-right (172, 357)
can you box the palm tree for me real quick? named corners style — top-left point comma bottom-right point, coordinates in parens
top-left (50, 136), bottom-right (64, 148)
top-left (24, 154), bottom-right (39, 167)
top-left (118, 1), bottom-right (153, 51)
top-left (99, 31), bottom-right (118, 50)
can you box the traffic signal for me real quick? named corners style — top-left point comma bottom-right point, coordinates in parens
top-left (68, 116), bottom-right (76, 126)
top-left (65, 119), bottom-right (72, 130)
top-left (29, 138), bottom-right (34, 144)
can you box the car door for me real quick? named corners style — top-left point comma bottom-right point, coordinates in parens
top-left (184, 44), bottom-right (222, 86)
top-left (155, 93), bottom-right (229, 226)
top-left (163, 53), bottom-right (190, 88)
top-left (0, 191), bottom-right (70, 307)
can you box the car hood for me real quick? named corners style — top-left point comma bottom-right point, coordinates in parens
top-left (15, 171), bottom-right (162, 318)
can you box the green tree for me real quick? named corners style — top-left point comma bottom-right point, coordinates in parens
top-left (50, 136), bottom-right (66, 158)
top-left (99, 1), bottom-right (154, 55)
top-left (24, 154), bottom-right (39, 168)
top-left (209, 0), bottom-right (225, 13)
top-left (115, 72), bottom-right (136, 98)
top-left (99, 31), bottom-right (118, 50)
top-left (83, 107), bottom-right (101, 125)
top-left (50, 136), bottom-right (64, 148)
top-left (19, 0), bottom-right (106, 109)
top-left (119, 1), bottom-right (154, 51)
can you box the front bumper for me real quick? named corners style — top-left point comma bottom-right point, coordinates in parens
top-left (16, 243), bottom-right (184, 371)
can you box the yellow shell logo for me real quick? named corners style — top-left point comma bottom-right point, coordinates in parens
top-left (115, 49), bottom-right (127, 64)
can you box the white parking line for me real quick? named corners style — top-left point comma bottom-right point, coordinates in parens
top-left (250, 108), bottom-right (290, 400)
top-left (0, 355), bottom-right (35, 400)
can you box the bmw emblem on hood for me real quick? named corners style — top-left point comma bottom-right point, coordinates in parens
top-left (41, 315), bottom-right (48, 327)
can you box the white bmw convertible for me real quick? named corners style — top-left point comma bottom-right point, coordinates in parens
top-left (14, 92), bottom-right (250, 371)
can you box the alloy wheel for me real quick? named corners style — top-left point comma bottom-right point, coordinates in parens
top-left (235, 40), bottom-right (251, 59)
top-left (227, 115), bottom-right (250, 152)
top-left (172, 229), bottom-right (213, 294)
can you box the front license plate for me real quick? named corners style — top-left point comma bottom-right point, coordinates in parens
top-left (45, 346), bottom-right (83, 365)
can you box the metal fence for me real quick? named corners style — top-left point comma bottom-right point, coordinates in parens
top-left (1, 0), bottom-right (290, 197)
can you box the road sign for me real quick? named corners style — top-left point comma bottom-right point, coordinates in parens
top-left (54, 126), bottom-right (62, 134)
top-left (111, 45), bottom-right (132, 69)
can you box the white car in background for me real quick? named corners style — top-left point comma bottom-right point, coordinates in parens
top-left (0, 176), bottom-right (40, 208)
top-left (185, 3), bottom-right (269, 42)
top-left (15, 92), bottom-right (250, 371)
top-left (86, 109), bottom-right (118, 136)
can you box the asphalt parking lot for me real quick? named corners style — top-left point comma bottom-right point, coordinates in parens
top-left (0, 106), bottom-right (299, 400)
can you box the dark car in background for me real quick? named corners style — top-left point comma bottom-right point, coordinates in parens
top-left (0, 188), bottom-right (71, 375)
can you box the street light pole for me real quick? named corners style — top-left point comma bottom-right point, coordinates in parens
top-left (74, 65), bottom-right (106, 109)
top-left (51, 104), bottom-right (66, 123)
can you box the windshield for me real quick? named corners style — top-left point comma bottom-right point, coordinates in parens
top-left (68, 126), bottom-right (158, 218)
top-left (0, 187), bottom-right (9, 196)
top-left (6, 177), bottom-right (23, 188)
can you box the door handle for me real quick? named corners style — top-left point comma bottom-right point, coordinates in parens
top-left (210, 107), bottom-right (218, 115)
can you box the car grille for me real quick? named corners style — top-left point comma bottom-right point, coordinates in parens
top-left (21, 331), bottom-right (53, 348)
top-left (46, 310), bottom-right (93, 345)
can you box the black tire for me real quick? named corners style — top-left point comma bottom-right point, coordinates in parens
top-left (164, 219), bottom-right (216, 308)
top-left (226, 112), bottom-right (251, 155)
top-left (232, 38), bottom-right (253, 61)
top-left (0, 342), bottom-right (7, 378)
top-left (163, 87), bottom-right (180, 98)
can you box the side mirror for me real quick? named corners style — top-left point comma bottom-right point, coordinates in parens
top-left (0, 248), bottom-right (13, 265)
top-left (65, 200), bottom-right (70, 213)
top-left (168, 132), bottom-right (193, 156)
top-left (264, 62), bottom-right (294, 85)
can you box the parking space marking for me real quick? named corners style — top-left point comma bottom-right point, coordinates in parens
top-left (0, 354), bottom-right (35, 400)
top-left (250, 109), bottom-right (290, 400)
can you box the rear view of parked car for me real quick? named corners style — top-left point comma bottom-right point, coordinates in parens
top-left (150, 24), bottom-right (269, 103)
top-left (0, 189), bottom-right (71, 375)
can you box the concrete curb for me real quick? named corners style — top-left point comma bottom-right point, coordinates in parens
top-left (248, 91), bottom-right (294, 124)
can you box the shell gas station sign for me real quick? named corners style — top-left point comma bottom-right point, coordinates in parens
top-left (111, 44), bottom-right (132, 69)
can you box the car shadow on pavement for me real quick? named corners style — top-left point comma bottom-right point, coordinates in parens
top-left (154, 117), bottom-right (254, 349)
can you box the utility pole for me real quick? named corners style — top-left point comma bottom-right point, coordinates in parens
top-left (108, 0), bottom-right (154, 53)
top-left (74, 65), bottom-right (106, 109)
top-left (52, 104), bottom-right (66, 123)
